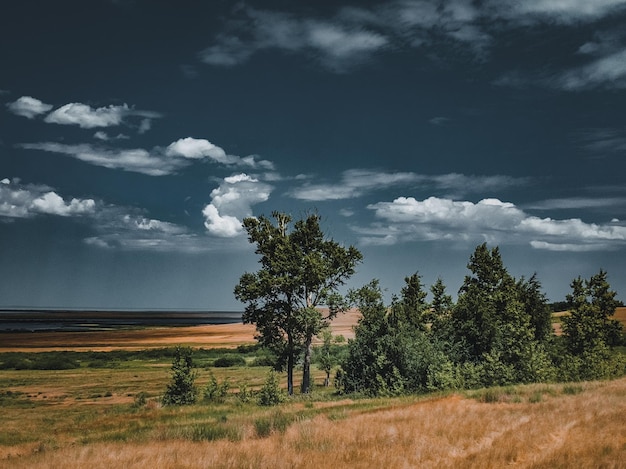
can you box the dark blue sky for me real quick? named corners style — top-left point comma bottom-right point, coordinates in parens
top-left (1, 0), bottom-right (625, 309)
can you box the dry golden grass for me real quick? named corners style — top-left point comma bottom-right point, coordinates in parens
top-left (6, 378), bottom-right (625, 469)
top-left (0, 310), bottom-right (360, 352)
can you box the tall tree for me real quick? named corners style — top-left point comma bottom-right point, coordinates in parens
top-left (451, 243), bottom-right (513, 361)
top-left (563, 270), bottom-right (622, 354)
top-left (390, 272), bottom-right (429, 331)
top-left (234, 212), bottom-right (362, 395)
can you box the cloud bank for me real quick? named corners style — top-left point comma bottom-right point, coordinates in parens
top-left (19, 138), bottom-right (275, 176)
top-left (359, 196), bottom-right (626, 251)
top-left (0, 178), bottom-right (95, 218)
top-left (290, 169), bottom-right (530, 201)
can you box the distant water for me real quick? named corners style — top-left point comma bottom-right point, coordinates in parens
top-left (0, 310), bottom-right (243, 332)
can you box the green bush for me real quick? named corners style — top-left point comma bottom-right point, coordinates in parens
top-left (162, 346), bottom-right (197, 406)
top-left (213, 355), bottom-right (246, 368)
top-left (203, 373), bottom-right (230, 402)
top-left (257, 370), bottom-right (285, 406)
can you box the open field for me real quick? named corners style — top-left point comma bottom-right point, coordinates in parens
top-left (1, 309), bottom-right (625, 467)
top-left (0, 310), bottom-right (361, 352)
top-left (2, 371), bottom-right (625, 468)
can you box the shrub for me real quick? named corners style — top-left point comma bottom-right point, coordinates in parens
top-left (237, 384), bottom-right (252, 403)
top-left (162, 346), bottom-right (197, 406)
top-left (132, 392), bottom-right (148, 408)
top-left (203, 373), bottom-right (230, 402)
top-left (213, 355), bottom-right (246, 368)
top-left (257, 370), bottom-right (285, 406)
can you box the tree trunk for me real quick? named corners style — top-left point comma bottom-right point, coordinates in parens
top-left (301, 336), bottom-right (312, 394)
top-left (287, 335), bottom-right (294, 396)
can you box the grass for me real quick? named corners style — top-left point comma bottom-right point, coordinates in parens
top-left (2, 343), bottom-right (625, 467)
top-left (2, 377), bottom-right (624, 468)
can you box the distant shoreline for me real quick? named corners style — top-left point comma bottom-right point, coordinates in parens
top-left (0, 310), bottom-right (244, 333)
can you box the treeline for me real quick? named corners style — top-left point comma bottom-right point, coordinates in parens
top-left (336, 243), bottom-right (625, 396)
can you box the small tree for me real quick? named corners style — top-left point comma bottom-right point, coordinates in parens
top-left (257, 370), bottom-right (285, 406)
top-left (162, 346), bottom-right (197, 406)
top-left (318, 329), bottom-right (335, 387)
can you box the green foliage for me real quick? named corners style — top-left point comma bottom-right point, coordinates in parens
top-left (234, 211), bottom-right (362, 395)
top-left (162, 346), bottom-right (197, 406)
top-left (237, 384), bottom-right (252, 403)
top-left (562, 270), bottom-right (623, 354)
top-left (0, 352), bottom-right (80, 370)
top-left (340, 279), bottom-right (458, 396)
top-left (257, 370), bottom-right (286, 406)
top-left (132, 392), bottom-right (148, 408)
top-left (213, 355), bottom-right (247, 368)
top-left (203, 372), bottom-right (230, 402)
top-left (339, 244), bottom-right (625, 396)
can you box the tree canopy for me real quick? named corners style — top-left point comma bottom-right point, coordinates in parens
top-left (234, 211), bottom-right (362, 394)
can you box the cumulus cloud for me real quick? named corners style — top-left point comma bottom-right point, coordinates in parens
top-left (6, 96), bottom-right (53, 119)
top-left (166, 137), bottom-right (275, 169)
top-left (0, 178), bottom-right (95, 218)
top-left (202, 173), bottom-right (272, 237)
top-left (360, 196), bottom-right (626, 251)
top-left (289, 169), bottom-right (529, 201)
top-left (0, 177), bottom-right (222, 252)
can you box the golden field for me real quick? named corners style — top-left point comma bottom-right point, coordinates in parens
top-left (1, 308), bottom-right (625, 468)
top-left (2, 378), bottom-right (625, 468)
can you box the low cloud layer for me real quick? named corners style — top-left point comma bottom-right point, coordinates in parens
top-left (0, 177), bottom-right (220, 253)
top-left (290, 169), bottom-right (530, 201)
top-left (19, 138), bottom-right (275, 176)
top-left (360, 196), bottom-right (626, 251)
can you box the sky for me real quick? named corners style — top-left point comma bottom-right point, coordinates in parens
top-left (1, 0), bottom-right (625, 310)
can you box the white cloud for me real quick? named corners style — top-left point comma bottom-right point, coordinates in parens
top-left (200, 6), bottom-right (390, 71)
top-left (289, 169), bottom-right (529, 201)
top-left (45, 103), bottom-right (127, 128)
top-left (41, 102), bottom-right (162, 130)
top-left (166, 137), bottom-right (275, 169)
top-left (493, 0), bottom-right (626, 24)
top-left (18, 142), bottom-right (184, 176)
top-left (0, 177), bottom-right (229, 252)
top-left (557, 49), bottom-right (626, 90)
top-left (525, 197), bottom-right (626, 210)
top-left (44, 103), bottom-right (160, 129)
top-left (0, 178), bottom-right (95, 218)
top-left (93, 131), bottom-right (130, 141)
top-left (200, 1), bottom-right (626, 75)
top-left (202, 173), bottom-right (272, 237)
top-left (361, 196), bottom-right (626, 251)
top-left (19, 136), bottom-right (276, 176)
top-left (31, 192), bottom-right (96, 216)
top-left (6, 96), bottom-right (53, 119)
